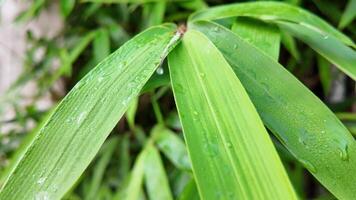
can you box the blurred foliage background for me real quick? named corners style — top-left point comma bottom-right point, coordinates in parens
top-left (0, 0), bottom-right (355, 199)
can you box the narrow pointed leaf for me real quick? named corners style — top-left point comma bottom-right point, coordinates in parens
top-left (276, 21), bottom-right (356, 80)
top-left (189, 1), bottom-right (355, 47)
top-left (178, 179), bottom-right (199, 200)
top-left (144, 145), bottom-right (173, 200)
top-left (168, 30), bottom-right (297, 200)
top-left (0, 24), bottom-right (180, 200)
top-left (154, 126), bottom-right (191, 171)
top-left (191, 20), bottom-right (356, 200)
top-left (231, 18), bottom-right (280, 60)
top-left (339, 0), bottom-right (356, 29)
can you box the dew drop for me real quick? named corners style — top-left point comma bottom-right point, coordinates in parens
top-left (300, 159), bottom-right (317, 173)
top-left (35, 191), bottom-right (49, 200)
top-left (37, 177), bottom-right (46, 185)
top-left (226, 142), bottom-right (232, 148)
top-left (175, 84), bottom-right (185, 94)
top-left (193, 111), bottom-right (198, 116)
top-left (156, 67), bottom-right (164, 75)
top-left (199, 72), bottom-right (206, 78)
top-left (339, 141), bottom-right (349, 161)
top-left (77, 112), bottom-right (87, 124)
top-left (323, 35), bottom-right (329, 39)
top-left (98, 76), bottom-right (104, 83)
top-left (233, 44), bottom-right (238, 50)
top-left (321, 130), bottom-right (325, 134)
top-left (204, 142), bottom-right (219, 157)
top-left (213, 27), bottom-right (219, 32)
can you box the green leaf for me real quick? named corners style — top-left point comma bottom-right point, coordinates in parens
top-left (178, 179), bottom-right (199, 200)
top-left (276, 21), bottom-right (356, 80)
top-left (191, 20), bottom-right (356, 200)
top-left (281, 30), bottom-right (300, 60)
top-left (126, 97), bottom-right (139, 130)
top-left (60, 0), bottom-right (76, 17)
top-left (93, 29), bottom-right (111, 65)
top-left (189, 1), bottom-right (355, 47)
top-left (154, 126), bottom-right (191, 171)
top-left (231, 17), bottom-right (280, 60)
top-left (142, 2), bottom-right (166, 29)
top-left (116, 149), bottom-right (146, 200)
top-left (0, 24), bottom-right (180, 200)
top-left (168, 29), bottom-right (297, 199)
top-left (339, 0), bottom-right (356, 29)
top-left (144, 145), bottom-right (173, 200)
top-left (86, 137), bottom-right (119, 200)
top-left (317, 55), bottom-right (332, 95)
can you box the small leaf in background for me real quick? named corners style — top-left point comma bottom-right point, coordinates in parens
top-left (339, 0), bottom-right (356, 29)
top-left (144, 145), bottom-right (173, 200)
top-left (153, 126), bottom-right (191, 171)
top-left (60, 0), bottom-right (76, 18)
top-left (317, 55), bottom-right (332, 96)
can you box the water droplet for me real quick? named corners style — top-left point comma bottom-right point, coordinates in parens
top-left (98, 76), bottom-right (104, 82)
top-left (77, 112), bottom-right (87, 124)
top-left (175, 84), bottom-right (185, 94)
top-left (37, 177), bottom-right (46, 185)
top-left (213, 27), bottom-right (219, 32)
top-left (321, 130), bottom-right (325, 134)
top-left (204, 142), bottom-right (219, 157)
top-left (339, 141), bottom-right (349, 161)
top-left (36, 191), bottom-right (49, 200)
top-left (233, 44), bottom-right (238, 50)
top-left (226, 142), bottom-right (232, 148)
top-left (323, 35), bottom-right (329, 39)
top-left (300, 159), bottom-right (317, 173)
top-left (193, 111), bottom-right (198, 115)
top-left (156, 67), bottom-right (164, 75)
top-left (199, 72), bottom-right (206, 78)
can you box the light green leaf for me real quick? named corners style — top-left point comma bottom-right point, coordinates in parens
top-left (189, 1), bottom-right (355, 47)
top-left (93, 29), bottom-right (111, 65)
top-left (142, 2), bottom-right (166, 29)
top-left (154, 126), bottom-right (191, 171)
top-left (317, 55), bottom-right (332, 95)
top-left (144, 145), bottom-right (173, 200)
top-left (168, 29), bottom-right (297, 199)
top-left (191, 20), bottom-right (356, 200)
top-left (178, 179), bottom-right (199, 200)
top-left (116, 149), bottom-right (147, 200)
top-left (86, 137), bottom-right (119, 200)
top-left (339, 0), bottom-right (356, 29)
top-left (281, 30), bottom-right (300, 60)
top-left (0, 24), bottom-right (180, 200)
top-left (60, 0), bottom-right (76, 17)
top-left (276, 21), bottom-right (356, 80)
top-left (231, 17), bottom-right (280, 60)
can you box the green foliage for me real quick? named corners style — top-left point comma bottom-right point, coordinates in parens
top-left (0, 0), bottom-right (355, 200)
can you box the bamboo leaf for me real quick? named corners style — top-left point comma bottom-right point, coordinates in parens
top-left (231, 18), bottom-right (280, 60)
top-left (276, 21), bottom-right (356, 80)
top-left (60, 0), bottom-right (76, 17)
top-left (189, 1), bottom-right (355, 47)
top-left (339, 0), bottom-right (356, 29)
top-left (178, 179), bottom-right (199, 200)
top-left (191, 20), bottom-right (356, 200)
top-left (0, 24), bottom-right (180, 200)
top-left (154, 126), bottom-right (191, 171)
top-left (168, 29), bottom-right (297, 199)
top-left (144, 145), bottom-right (173, 200)
top-left (86, 137), bottom-right (119, 200)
